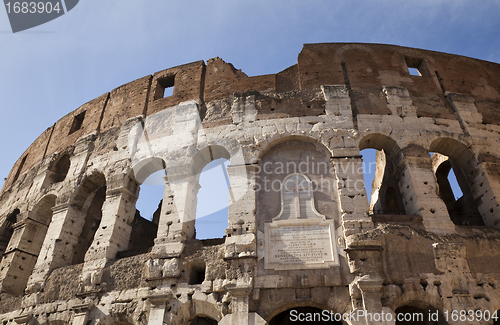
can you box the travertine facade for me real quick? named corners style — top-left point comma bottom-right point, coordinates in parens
top-left (1, 43), bottom-right (500, 324)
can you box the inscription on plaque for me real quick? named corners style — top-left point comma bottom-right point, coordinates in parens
top-left (269, 224), bottom-right (334, 265)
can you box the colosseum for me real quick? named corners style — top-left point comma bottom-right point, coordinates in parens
top-left (0, 43), bottom-right (500, 324)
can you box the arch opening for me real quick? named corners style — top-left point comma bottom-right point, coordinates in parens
top-left (268, 307), bottom-right (343, 325)
top-left (122, 157), bottom-right (165, 257)
top-left (195, 157), bottom-right (230, 240)
top-left (0, 209), bottom-right (19, 256)
top-left (431, 152), bottom-right (483, 226)
top-left (186, 316), bottom-right (218, 325)
top-left (72, 185), bottom-right (106, 265)
top-left (49, 154), bottom-right (71, 184)
top-left (360, 134), bottom-right (405, 215)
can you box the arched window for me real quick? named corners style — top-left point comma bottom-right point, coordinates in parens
top-left (187, 316), bottom-right (218, 325)
top-left (0, 209), bottom-right (19, 256)
top-left (430, 147), bottom-right (483, 226)
top-left (120, 157), bottom-right (165, 257)
top-left (72, 185), bottom-right (106, 265)
top-left (127, 167), bottom-right (164, 256)
top-left (70, 172), bottom-right (106, 265)
top-left (49, 154), bottom-right (71, 184)
top-left (195, 158), bottom-right (230, 240)
top-left (359, 134), bottom-right (405, 215)
top-left (174, 145), bottom-right (232, 242)
top-left (360, 148), bottom-right (377, 207)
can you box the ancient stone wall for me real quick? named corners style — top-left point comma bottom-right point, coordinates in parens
top-left (1, 43), bottom-right (500, 325)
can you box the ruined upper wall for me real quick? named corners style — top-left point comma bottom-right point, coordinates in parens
top-left (2, 43), bottom-right (500, 193)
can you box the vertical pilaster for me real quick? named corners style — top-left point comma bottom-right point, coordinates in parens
top-left (152, 172), bottom-right (195, 258)
top-left (332, 156), bottom-right (373, 236)
top-left (225, 164), bottom-right (257, 258)
top-left (71, 302), bottom-right (93, 325)
top-left (80, 186), bottom-right (137, 289)
top-left (397, 157), bottom-right (456, 233)
top-left (26, 204), bottom-right (84, 292)
top-left (357, 279), bottom-right (395, 325)
top-left (321, 85), bottom-right (354, 129)
top-left (475, 162), bottom-right (500, 227)
top-left (0, 213), bottom-right (48, 295)
top-left (147, 294), bottom-right (170, 325)
top-left (382, 86), bottom-right (417, 119)
top-left (219, 287), bottom-right (267, 325)
top-left (447, 93), bottom-right (483, 135)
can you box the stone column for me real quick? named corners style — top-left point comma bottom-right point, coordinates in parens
top-left (446, 93), bottom-right (483, 136)
top-left (147, 294), bottom-right (170, 325)
top-left (152, 172), bottom-right (196, 258)
top-left (357, 279), bottom-right (395, 325)
top-left (346, 237), bottom-right (394, 325)
top-left (71, 302), bottom-right (93, 325)
top-left (26, 204), bottom-right (85, 292)
top-left (80, 186), bottom-right (137, 290)
top-left (225, 163), bottom-right (257, 259)
top-left (396, 156), bottom-right (456, 234)
top-left (383, 86), bottom-right (417, 119)
top-left (219, 287), bottom-right (267, 325)
top-left (332, 156), bottom-right (373, 236)
top-left (0, 213), bottom-right (48, 295)
top-left (321, 85), bottom-right (354, 129)
top-left (475, 162), bottom-right (500, 227)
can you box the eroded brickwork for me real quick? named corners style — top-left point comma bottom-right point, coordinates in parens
top-left (1, 43), bottom-right (500, 325)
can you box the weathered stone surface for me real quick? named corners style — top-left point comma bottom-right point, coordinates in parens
top-left (1, 43), bottom-right (500, 325)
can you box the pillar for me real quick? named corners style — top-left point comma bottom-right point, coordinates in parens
top-left (71, 302), bottom-right (93, 325)
top-left (147, 294), bottom-right (170, 325)
top-left (80, 186), bottom-right (137, 289)
top-left (475, 162), bottom-right (500, 227)
top-left (152, 172), bottom-right (196, 258)
top-left (225, 163), bottom-right (258, 259)
top-left (332, 156), bottom-right (374, 236)
top-left (321, 85), bottom-right (354, 129)
top-left (26, 204), bottom-right (85, 292)
top-left (396, 156), bottom-right (456, 233)
top-left (219, 287), bottom-right (267, 325)
top-left (0, 213), bottom-right (48, 295)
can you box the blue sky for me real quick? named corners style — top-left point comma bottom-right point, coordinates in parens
top-left (1, 0), bottom-right (499, 237)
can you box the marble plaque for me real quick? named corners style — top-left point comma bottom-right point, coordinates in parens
top-left (264, 219), bottom-right (338, 270)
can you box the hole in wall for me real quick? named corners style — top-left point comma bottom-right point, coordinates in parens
top-left (405, 57), bottom-right (425, 77)
top-left (155, 75), bottom-right (175, 100)
top-left (188, 262), bottom-right (206, 285)
top-left (69, 111), bottom-right (86, 135)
